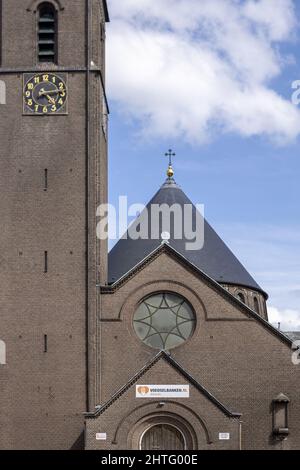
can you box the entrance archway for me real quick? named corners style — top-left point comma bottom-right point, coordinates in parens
top-left (140, 423), bottom-right (185, 450)
top-left (129, 411), bottom-right (198, 450)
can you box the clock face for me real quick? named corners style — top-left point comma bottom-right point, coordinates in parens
top-left (23, 73), bottom-right (68, 115)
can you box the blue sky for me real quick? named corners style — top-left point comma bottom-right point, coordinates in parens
top-left (106, 0), bottom-right (300, 330)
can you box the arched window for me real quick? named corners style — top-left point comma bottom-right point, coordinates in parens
top-left (133, 293), bottom-right (196, 350)
top-left (253, 297), bottom-right (260, 314)
top-left (237, 292), bottom-right (245, 304)
top-left (0, 340), bottom-right (6, 365)
top-left (37, 3), bottom-right (57, 63)
top-left (0, 80), bottom-right (6, 105)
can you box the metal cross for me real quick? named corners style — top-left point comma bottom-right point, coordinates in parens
top-left (165, 149), bottom-right (176, 167)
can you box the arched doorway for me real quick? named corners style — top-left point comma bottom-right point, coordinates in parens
top-left (140, 423), bottom-right (185, 450)
top-left (129, 412), bottom-right (197, 450)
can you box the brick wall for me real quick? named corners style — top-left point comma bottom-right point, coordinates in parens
top-left (0, 0), bottom-right (108, 449)
top-left (97, 251), bottom-right (299, 450)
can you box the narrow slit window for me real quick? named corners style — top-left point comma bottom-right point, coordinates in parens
top-left (44, 334), bottom-right (48, 353)
top-left (237, 292), bottom-right (245, 304)
top-left (44, 251), bottom-right (48, 273)
top-left (38, 3), bottom-right (57, 63)
top-left (253, 297), bottom-right (260, 314)
top-left (44, 169), bottom-right (48, 191)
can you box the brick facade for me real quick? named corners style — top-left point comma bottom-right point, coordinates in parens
top-left (87, 248), bottom-right (299, 450)
top-left (0, 0), bottom-right (299, 451)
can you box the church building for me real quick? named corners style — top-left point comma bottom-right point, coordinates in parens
top-left (0, 0), bottom-right (299, 450)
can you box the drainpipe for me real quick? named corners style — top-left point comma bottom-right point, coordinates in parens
top-left (85, 0), bottom-right (91, 413)
top-left (239, 420), bottom-right (243, 450)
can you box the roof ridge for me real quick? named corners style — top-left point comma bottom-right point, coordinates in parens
top-left (85, 351), bottom-right (163, 418)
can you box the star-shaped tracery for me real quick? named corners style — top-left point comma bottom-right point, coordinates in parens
top-left (133, 293), bottom-right (196, 350)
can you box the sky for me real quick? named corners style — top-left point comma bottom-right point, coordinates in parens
top-left (105, 0), bottom-right (300, 331)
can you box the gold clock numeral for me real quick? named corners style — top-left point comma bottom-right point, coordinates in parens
top-left (60, 91), bottom-right (65, 97)
top-left (59, 82), bottom-right (64, 90)
top-left (25, 90), bottom-right (31, 98)
top-left (43, 75), bottom-right (49, 82)
top-left (34, 76), bottom-right (40, 84)
top-left (43, 106), bottom-right (48, 113)
top-left (52, 76), bottom-right (56, 83)
top-left (27, 83), bottom-right (34, 90)
top-left (51, 105), bottom-right (57, 112)
top-left (27, 99), bottom-right (33, 106)
top-left (35, 105), bottom-right (39, 112)
top-left (58, 98), bottom-right (63, 105)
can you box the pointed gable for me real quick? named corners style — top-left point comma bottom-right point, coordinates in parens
top-left (86, 351), bottom-right (241, 419)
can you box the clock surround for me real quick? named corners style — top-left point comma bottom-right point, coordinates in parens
top-left (23, 72), bottom-right (68, 115)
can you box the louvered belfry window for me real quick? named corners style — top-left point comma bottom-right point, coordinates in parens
top-left (38, 3), bottom-right (57, 63)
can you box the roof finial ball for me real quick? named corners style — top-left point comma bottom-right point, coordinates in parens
top-left (165, 149), bottom-right (176, 179)
top-left (167, 166), bottom-right (174, 178)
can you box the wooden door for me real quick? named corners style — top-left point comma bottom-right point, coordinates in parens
top-left (141, 424), bottom-right (185, 450)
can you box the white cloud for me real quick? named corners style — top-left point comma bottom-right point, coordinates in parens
top-left (215, 222), bottom-right (300, 330)
top-left (268, 306), bottom-right (300, 331)
top-left (243, 0), bottom-right (297, 40)
top-left (107, 0), bottom-right (300, 144)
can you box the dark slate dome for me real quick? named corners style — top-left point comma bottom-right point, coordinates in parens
top-left (108, 177), bottom-right (267, 297)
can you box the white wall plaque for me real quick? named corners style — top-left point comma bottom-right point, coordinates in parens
top-left (136, 385), bottom-right (189, 398)
top-left (96, 433), bottom-right (107, 441)
top-left (219, 433), bottom-right (230, 440)
top-left (0, 340), bottom-right (6, 365)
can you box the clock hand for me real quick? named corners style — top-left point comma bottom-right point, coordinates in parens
top-left (39, 89), bottom-right (65, 97)
top-left (37, 88), bottom-right (56, 104)
top-left (46, 95), bottom-right (56, 105)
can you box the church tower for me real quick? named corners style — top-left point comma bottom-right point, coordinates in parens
top-left (0, 0), bottom-right (109, 449)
